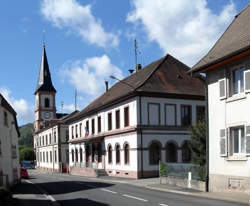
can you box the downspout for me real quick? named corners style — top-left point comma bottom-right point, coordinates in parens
top-left (205, 78), bottom-right (209, 192)
top-left (139, 95), bottom-right (143, 178)
top-left (58, 125), bottom-right (62, 172)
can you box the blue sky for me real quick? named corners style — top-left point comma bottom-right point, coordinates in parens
top-left (0, 0), bottom-right (248, 126)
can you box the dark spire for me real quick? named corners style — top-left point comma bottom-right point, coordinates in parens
top-left (35, 45), bottom-right (56, 94)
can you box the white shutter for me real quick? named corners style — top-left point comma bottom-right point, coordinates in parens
top-left (245, 125), bottom-right (250, 156)
top-left (220, 128), bottom-right (228, 157)
top-left (219, 79), bottom-right (226, 100)
top-left (244, 65), bottom-right (250, 93)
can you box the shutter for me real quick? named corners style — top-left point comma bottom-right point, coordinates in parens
top-left (219, 79), bottom-right (226, 99)
top-left (244, 63), bottom-right (250, 93)
top-left (245, 125), bottom-right (250, 156)
top-left (220, 129), bottom-right (228, 157)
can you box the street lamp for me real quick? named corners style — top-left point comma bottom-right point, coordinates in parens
top-left (109, 75), bottom-right (135, 90)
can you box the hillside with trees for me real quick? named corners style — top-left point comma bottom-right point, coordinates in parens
top-left (18, 123), bottom-right (33, 147)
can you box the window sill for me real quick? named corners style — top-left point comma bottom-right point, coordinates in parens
top-left (226, 94), bottom-right (246, 103)
top-left (226, 156), bottom-right (248, 161)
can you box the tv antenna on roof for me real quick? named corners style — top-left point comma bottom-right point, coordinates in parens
top-left (134, 39), bottom-right (137, 72)
top-left (61, 101), bottom-right (64, 113)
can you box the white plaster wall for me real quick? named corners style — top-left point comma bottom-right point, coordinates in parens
top-left (0, 104), bottom-right (20, 186)
top-left (207, 59), bottom-right (250, 178)
top-left (141, 97), bottom-right (205, 126)
top-left (104, 133), bottom-right (138, 171)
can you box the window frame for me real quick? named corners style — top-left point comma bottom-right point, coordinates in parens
top-left (148, 103), bottom-right (160, 125)
top-left (115, 109), bottom-right (120, 129)
top-left (181, 105), bottom-right (192, 127)
top-left (108, 112), bottom-right (112, 131)
top-left (164, 104), bottom-right (177, 126)
top-left (98, 116), bottom-right (101, 133)
top-left (230, 66), bottom-right (245, 96)
top-left (91, 118), bottom-right (95, 135)
top-left (230, 126), bottom-right (245, 155)
top-left (124, 106), bottom-right (130, 127)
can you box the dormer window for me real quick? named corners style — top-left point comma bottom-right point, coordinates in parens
top-left (45, 98), bottom-right (50, 108)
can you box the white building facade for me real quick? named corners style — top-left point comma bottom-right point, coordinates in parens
top-left (191, 5), bottom-right (250, 192)
top-left (0, 94), bottom-right (20, 187)
top-left (68, 55), bottom-right (205, 178)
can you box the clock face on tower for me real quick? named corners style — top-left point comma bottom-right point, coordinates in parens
top-left (44, 112), bottom-right (52, 119)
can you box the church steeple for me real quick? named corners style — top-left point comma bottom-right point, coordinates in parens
top-left (35, 44), bottom-right (56, 94)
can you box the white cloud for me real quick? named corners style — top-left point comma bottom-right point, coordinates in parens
top-left (41, 0), bottom-right (119, 48)
top-left (63, 103), bottom-right (75, 112)
top-left (127, 0), bottom-right (236, 66)
top-left (0, 88), bottom-right (34, 124)
top-left (61, 55), bottom-right (123, 98)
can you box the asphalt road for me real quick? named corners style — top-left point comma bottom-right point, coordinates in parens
top-left (27, 171), bottom-right (247, 206)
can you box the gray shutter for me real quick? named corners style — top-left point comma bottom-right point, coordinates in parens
top-left (244, 69), bottom-right (250, 93)
top-left (220, 129), bottom-right (227, 156)
top-left (245, 125), bottom-right (250, 156)
top-left (219, 79), bottom-right (226, 99)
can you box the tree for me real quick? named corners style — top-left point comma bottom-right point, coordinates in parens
top-left (188, 120), bottom-right (206, 181)
top-left (19, 147), bottom-right (35, 163)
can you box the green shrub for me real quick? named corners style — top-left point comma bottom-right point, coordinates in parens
top-left (160, 161), bottom-right (167, 176)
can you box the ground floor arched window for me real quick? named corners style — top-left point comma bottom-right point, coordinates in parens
top-left (80, 148), bottom-right (83, 162)
top-left (182, 141), bottom-right (191, 163)
top-left (75, 149), bottom-right (78, 162)
top-left (72, 149), bottom-right (74, 162)
top-left (166, 141), bottom-right (177, 162)
top-left (149, 141), bottom-right (162, 165)
top-left (124, 143), bottom-right (130, 165)
top-left (115, 144), bottom-right (121, 164)
top-left (108, 145), bottom-right (112, 164)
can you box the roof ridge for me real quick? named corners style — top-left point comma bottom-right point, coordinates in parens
top-left (135, 54), bottom-right (169, 91)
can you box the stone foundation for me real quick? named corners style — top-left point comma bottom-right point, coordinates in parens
top-left (209, 174), bottom-right (250, 192)
top-left (70, 167), bottom-right (98, 177)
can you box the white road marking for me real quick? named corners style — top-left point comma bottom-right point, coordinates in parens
top-left (100, 188), bottom-right (117, 194)
top-left (159, 204), bottom-right (169, 206)
top-left (86, 184), bottom-right (97, 188)
top-left (122, 194), bottom-right (148, 202)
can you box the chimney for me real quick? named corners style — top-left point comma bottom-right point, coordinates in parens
top-left (128, 69), bottom-right (134, 74)
top-left (105, 81), bottom-right (108, 92)
top-left (136, 64), bottom-right (142, 71)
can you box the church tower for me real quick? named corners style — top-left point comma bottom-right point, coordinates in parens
top-left (34, 45), bottom-right (56, 132)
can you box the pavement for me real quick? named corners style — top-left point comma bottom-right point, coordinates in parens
top-left (11, 170), bottom-right (250, 206)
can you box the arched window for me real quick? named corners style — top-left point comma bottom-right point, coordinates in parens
top-left (45, 98), bottom-right (50, 108)
top-left (124, 143), bottom-right (130, 165)
top-left (108, 145), bottom-right (112, 164)
top-left (75, 149), bottom-right (78, 162)
top-left (72, 149), bottom-right (74, 162)
top-left (97, 143), bottom-right (102, 163)
top-left (80, 148), bottom-right (83, 162)
top-left (115, 144), bottom-right (120, 164)
top-left (166, 141), bottom-right (177, 163)
top-left (149, 141), bottom-right (161, 165)
top-left (182, 141), bottom-right (191, 163)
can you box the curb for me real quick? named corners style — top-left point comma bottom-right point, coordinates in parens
top-left (146, 185), bottom-right (249, 205)
top-left (24, 180), bottom-right (60, 206)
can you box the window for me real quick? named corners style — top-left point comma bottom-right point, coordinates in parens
top-left (43, 152), bottom-right (45, 163)
top-left (45, 98), bottom-right (50, 108)
top-left (231, 67), bottom-right (244, 95)
top-left (49, 134), bottom-right (51, 145)
top-left (108, 145), bottom-right (112, 164)
top-left (75, 149), bottom-right (78, 162)
top-left (98, 116), bottom-right (101, 133)
top-left (196, 106), bottom-right (205, 122)
top-left (149, 141), bottom-right (161, 165)
top-left (75, 125), bottom-right (78, 138)
top-left (3, 111), bottom-right (8, 127)
top-left (182, 141), bottom-right (191, 163)
top-left (165, 104), bottom-right (176, 126)
top-left (45, 135), bottom-right (48, 145)
top-left (108, 113), bottom-right (112, 131)
top-left (71, 126), bottom-right (74, 139)
top-left (124, 107), bottom-right (129, 127)
top-left (46, 152), bottom-right (48, 162)
top-left (124, 144), bottom-right (129, 164)
top-left (71, 149), bottom-right (74, 162)
top-left (54, 150), bottom-right (57, 163)
top-left (0, 140), bottom-right (2, 155)
top-left (181, 105), bottom-right (192, 126)
top-left (148, 103), bottom-right (160, 125)
top-left (85, 121), bottom-right (89, 136)
top-left (50, 151), bottom-right (52, 163)
top-left (115, 144), bottom-right (120, 164)
top-left (66, 130), bottom-right (69, 141)
top-left (80, 123), bottom-right (82, 137)
top-left (92, 119), bottom-right (95, 134)
top-left (231, 127), bottom-right (245, 154)
top-left (80, 148), bottom-right (83, 162)
top-left (166, 142), bottom-right (177, 162)
top-left (40, 152), bottom-right (42, 162)
top-left (54, 131), bottom-right (56, 143)
top-left (97, 143), bottom-right (102, 163)
top-left (116, 110), bottom-right (120, 129)
top-left (42, 136), bottom-right (44, 145)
